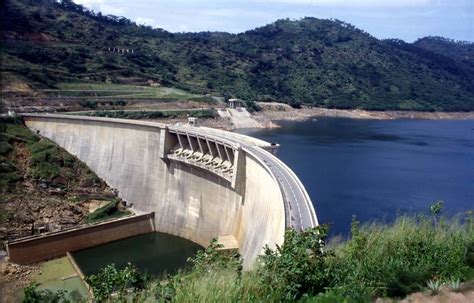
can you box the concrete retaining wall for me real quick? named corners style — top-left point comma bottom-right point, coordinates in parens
top-left (22, 115), bottom-right (286, 268)
top-left (6, 213), bottom-right (154, 265)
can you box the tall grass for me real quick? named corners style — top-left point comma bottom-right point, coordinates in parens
top-left (27, 212), bottom-right (474, 302)
top-left (326, 215), bottom-right (474, 298)
top-left (144, 213), bottom-right (473, 302)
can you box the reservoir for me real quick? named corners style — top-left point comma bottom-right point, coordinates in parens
top-left (72, 232), bottom-right (202, 277)
top-left (238, 118), bottom-right (474, 236)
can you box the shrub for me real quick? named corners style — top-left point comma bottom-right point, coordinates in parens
top-left (0, 141), bottom-right (13, 156)
top-left (24, 209), bottom-right (474, 302)
top-left (85, 263), bottom-right (146, 301)
top-left (85, 199), bottom-right (131, 223)
top-left (22, 283), bottom-right (67, 303)
top-left (28, 141), bottom-right (63, 180)
top-left (256, 226), bottom-right (331, 300)
top-left (187, 238), bottom-right (241, 273)
top-left (244, 100), bottom-right (262, 113)
top-left (289, 100), bottom-right (303, 109)
top-left (79, 100), bottom-right (98, 109)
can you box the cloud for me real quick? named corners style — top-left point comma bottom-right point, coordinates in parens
top-left (135, 17), bottom-right (155, 26)
top-left (254, 0), bottom-right (433, 7)
top-left (200, 8), bottom-right (268, 18)
top-left (74, 0), bottom-right (125, 16)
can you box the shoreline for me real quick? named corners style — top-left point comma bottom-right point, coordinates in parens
top-left (253, 104), bottom-right (474, 128)
top-left (148, 107), bottom-right (474, 131)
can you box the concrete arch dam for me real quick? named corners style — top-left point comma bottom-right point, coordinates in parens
top-left (22, 114), bottom-right (318, 268)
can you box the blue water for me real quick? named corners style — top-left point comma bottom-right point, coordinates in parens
top-left (238, 118), bottom-right (474, 236)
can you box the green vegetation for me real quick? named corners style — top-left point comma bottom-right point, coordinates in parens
top-left (73, 109), bottom-right (218, 120)
top-left (85, 199), bottom-right (131, 223)
top-left (0, 116), bottom-right (103, 189)
top-left (413, 36), bottom-right (474, 63)
top-left (52, 82), bottom-right (204, 100)
top-left (28, 140), bottom-right (74, 180)
top-left (2, 0), bottom-right (474, 111)
top-left (1, 116), bottom-right (118, 247)
top-left (0, 116), bottom-right (86, 184)
top-left (23, 283), bottom-right (69, 303)
top-left (0, 116), bottom-right (30, 191)
top-left (28, 257), bottom-right (88, 302)
top-left (149, 213), bottom-right (474, 302)
top-left (85, 263), bottom-right (147, 302)
top-left (25, 207), bottom-right (474, 302)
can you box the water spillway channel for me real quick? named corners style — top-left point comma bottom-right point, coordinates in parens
top-left (72, 232), bottom-right (202, 277)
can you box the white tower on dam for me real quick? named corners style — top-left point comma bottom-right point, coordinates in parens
top-left (21, 114), bottom-right (318, 268)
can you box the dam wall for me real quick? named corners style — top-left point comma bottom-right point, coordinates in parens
top-left (237, 151), bottom-right (285, 263)
top-left (6, 213), bottom-right (154, 265)
top-left (22, 114), bottom-right (290, 268)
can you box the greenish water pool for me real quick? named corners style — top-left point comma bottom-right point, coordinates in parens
top-left (72, 232), bottom-right (202, 277)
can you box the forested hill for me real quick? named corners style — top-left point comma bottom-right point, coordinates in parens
top-left (413, 36), bottom-right (474, 64)
top-left (2, 0), bottom-right (474, 111)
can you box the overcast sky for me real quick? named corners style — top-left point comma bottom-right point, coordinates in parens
top-left (74, 0), bottom-right (473, 42)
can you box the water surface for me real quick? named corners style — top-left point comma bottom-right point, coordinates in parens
top-left (238, 118), bottom-right (473, 236)
top-left (73, 232), bottom-right (202, 277)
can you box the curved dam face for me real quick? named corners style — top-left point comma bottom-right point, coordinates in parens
top-left (22, 114), bottom-right (317, 268)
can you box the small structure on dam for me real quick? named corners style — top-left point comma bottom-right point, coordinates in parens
top-left (17, 114), bottom-right (318, 268)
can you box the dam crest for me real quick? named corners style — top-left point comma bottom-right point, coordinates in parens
top-left (21, 114), bottom-right (318, 268)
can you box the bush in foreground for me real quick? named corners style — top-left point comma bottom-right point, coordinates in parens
top-left (24, 210), bottom-right (474, 302)
top-left (163, 214), bottom-right (472, 302)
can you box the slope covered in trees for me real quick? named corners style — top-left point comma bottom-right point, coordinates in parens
top-left (413, 36), bottom-right (474, 64)
top-left (1, 0), bottom-right (473, 111)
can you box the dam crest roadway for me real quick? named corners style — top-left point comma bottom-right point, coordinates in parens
top-left (21, 114), bottom-right (318, 268)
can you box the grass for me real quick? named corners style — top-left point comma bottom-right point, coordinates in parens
top-left (0, 116), bottom-right (33, 191)
top-left (52, 82), bottom-right (203, 100)
top-left (147, 213), bottom-right (473, 302)
top-left (85, 199), bottom-right (131, 223)
top-left (23, 211), bottom-right (474, 302)
top-left (328, 216), bottom-right (474, 298)
top-left (0, 116), bottom-right (102, 188)
top-left (28, 140), bottom-right (69, 180)
top-left (55, 212), bottom-right (469, 303)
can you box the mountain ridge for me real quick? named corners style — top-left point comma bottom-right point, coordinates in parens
top-left (1, 0), bottom-right (473, 111)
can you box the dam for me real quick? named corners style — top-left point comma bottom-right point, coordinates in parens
top-left (18, 114), bottom-right (318, 268)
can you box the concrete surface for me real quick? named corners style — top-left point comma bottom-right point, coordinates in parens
top-left (21, 114), bottom-right (318, 268)
top-left (217, 108), bottom-right (262, 128)
top-left (6, 213), bottom-right (154, 264)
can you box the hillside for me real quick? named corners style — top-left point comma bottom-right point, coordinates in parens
top-left (0, 116), bottom-right (127, 247)
top-left (1, 0), bottom-right (474, 111)
top-left (413, 36), bottom-right (474, 64)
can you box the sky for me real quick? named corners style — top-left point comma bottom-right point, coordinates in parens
top-left (74, 0), bottom-right (473, 42)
